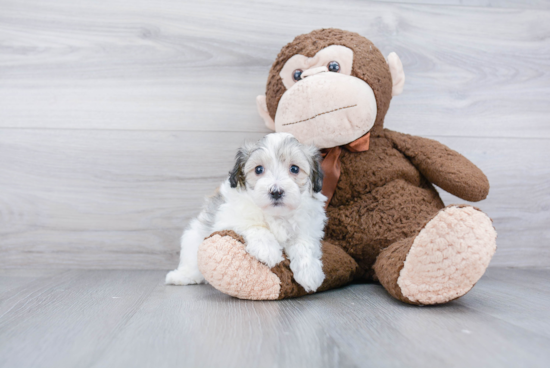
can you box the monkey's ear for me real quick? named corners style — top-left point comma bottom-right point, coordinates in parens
top-left (387, 52), bottom-right (405, 97)
top-left (256, 95), bottom-right (276, 131)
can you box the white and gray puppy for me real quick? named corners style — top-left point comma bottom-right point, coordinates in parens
top-left (166, 132), bottom-right (327, 292)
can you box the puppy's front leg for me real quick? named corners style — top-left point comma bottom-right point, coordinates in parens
top-left (285, 239), bottom-right (325, 293)
top-left (242, 227), bottom-right (284, 268)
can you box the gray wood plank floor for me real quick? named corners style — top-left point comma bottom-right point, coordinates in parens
top-left (0, 268), bottom-right (549, 368)
top-left (1, 0), bottom-right (549, 270)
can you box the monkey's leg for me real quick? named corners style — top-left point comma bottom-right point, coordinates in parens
top-left (374, 205), bottom-right (497, 305)
top-left (197, 231), bottom-right (358, 300)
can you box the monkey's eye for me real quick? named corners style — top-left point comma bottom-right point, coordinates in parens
top-left (255, 166), bottom-right (264, 175)
top-left (293, 69), bottom-right (303, 82)
top-left (290, 165), bottom-right (300, 174)
top-left (328, 61), bottom-right (340, 72)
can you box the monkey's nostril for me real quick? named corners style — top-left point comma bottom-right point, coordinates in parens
top-left (270, 189), bottom-right (284, 200)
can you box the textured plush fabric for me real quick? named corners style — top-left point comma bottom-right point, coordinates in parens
top-left (373, 205), bottom-right (497, 305)
top-left (324, 128), bottom-right (491, 282)
top-left (385, 130), bottom-right (490, 202)
top-left (274, 71), bottom-right (377, 149)
top-left (198, 232), bottom-right (359, 300)
top-left (397, 206), bottom-right (497, 304)
top-left (266, 29), bottom-right (392, 136)
top-left (279, 45), bottom-right (354, 89)
top-left (373, 236), bottom-right (417, 304)
top-left (197, 231), bottom-right (281, 300)
top-left (325, 134), bottom-right (445, 281)
top-left (387, 52), bottom-right (405, 96)
top-left (271, 241), bottom-right (359, 299)
top-left (320, 132), bottom-right (370, 208)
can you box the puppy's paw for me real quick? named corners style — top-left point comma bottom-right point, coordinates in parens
top-left (165, 267), bottom-right (205, 285)
top-left (292, 258), bottom-right (325, 293)
top-left (245, 239), bottom-right (284, 268)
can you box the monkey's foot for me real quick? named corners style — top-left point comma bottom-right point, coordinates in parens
top-left (197, 230), bottom-right (359, 300)
top-left (375, 205), bottom-right (497, 305)
top-left (197, 231), bottom-right (282, 300)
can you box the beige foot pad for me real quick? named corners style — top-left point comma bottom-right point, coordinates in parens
top-left (398, 206), bottom-right (497, 305)
top-left (197, 231), bottom-right (281, 300)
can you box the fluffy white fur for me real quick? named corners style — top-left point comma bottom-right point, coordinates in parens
top-left (166, 133), bottom-right (327, 292)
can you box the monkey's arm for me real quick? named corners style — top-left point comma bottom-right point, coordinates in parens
top-left (384, 129), bottom-right (489, 202)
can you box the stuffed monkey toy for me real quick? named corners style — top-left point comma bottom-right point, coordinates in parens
top-left (196, 29), bottom-right (497, 305)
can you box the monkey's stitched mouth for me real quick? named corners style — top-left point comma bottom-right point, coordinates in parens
top-left (282, 104), bottom-right (357, 126)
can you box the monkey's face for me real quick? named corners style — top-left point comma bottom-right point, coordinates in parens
top-left (257, 30), bottom-right (405, 149)
top-left (274, 46), bottom-right (377, 149)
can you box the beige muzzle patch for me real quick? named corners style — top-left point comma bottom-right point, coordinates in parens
top-left (275, 72), bottom-right (377, 149)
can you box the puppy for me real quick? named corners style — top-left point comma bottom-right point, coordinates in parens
top-left (165, 133), bottom-right (327, 292)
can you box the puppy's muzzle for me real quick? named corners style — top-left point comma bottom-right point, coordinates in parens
top-left (269, 188), bottom-right (284, 201)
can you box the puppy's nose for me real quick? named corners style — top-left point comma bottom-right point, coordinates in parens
top-left (270, 188), bottom-right (284, 200)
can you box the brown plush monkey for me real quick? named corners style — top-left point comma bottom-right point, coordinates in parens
top-left (196, 29), bottom-right (497, 305)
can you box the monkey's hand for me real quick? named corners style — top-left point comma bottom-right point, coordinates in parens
top-left (385, 129), bottom-right (489, 202)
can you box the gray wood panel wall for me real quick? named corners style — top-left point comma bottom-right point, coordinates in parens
top-left (1, 0), bottom-right (549, 269)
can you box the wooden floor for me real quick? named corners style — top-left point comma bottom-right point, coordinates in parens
top-left (0, 268), bottom-right (549, 368)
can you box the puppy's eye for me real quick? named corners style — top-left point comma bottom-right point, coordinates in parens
top-left (255, 166), bottom-right (264, 175)
top-left (328, 61), bottom-right (340, 72)
top-left (290, 165), bottom-right (300, 174)
top-left (293, 69), bottom-right (303, 82)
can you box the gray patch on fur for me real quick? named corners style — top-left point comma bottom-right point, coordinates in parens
top-left (309, 149), bottom-right (324, 193)
top-left (197, 191), bottom-right (225, 230)
top-left (229, 146), bottom-right (251, 188)
top-left (276, 136), bottom-right (324, 193)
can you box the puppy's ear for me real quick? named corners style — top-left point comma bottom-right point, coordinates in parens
top-left (310, 149), bottom-right (324, 193)
top-left (229, 145), bottom-right (250, 188)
